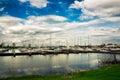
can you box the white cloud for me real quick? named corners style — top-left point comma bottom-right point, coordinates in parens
top-left (69, 0), bottom-right (120, 20)
top-left (0, 15), bottom-right (102, 34)
top-left (0, 15), bottom-right (119, 45)
top-left (69, 1), bottom-right (83, 9)
top-left (67, 27), bottom-right (120, 45)
top-left (0, 15), bottom-right (23, 28)
top-left (30, 0), bottom-right (48, 8)
top-left (101, 17), bottom-right (120, 22)
top-left (28, 15), bottom-right (68, 22)
top-left (19, 0), bottom-right (27, 3)
top-left (19, 0), bottom-right (48, 8)
top-left (85, 27), bottom-right (119, 37)
top-left (64, 19), bottom-right (101, 30)
top-left (0, 15), bottom-right (68, 44)
top-left (0, 7), bottom-right (5, 11)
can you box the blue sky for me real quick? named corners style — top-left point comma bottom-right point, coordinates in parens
top-left (0, 0), bottom-right (81, 21)
top-left (0, 0), bottom-right (120, 45)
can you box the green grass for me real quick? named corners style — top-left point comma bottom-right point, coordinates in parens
top-left (0, 64), bottom-right (120, 80)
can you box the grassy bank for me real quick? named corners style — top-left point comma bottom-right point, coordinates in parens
top-left (0, 64), bottom-right (120, 80)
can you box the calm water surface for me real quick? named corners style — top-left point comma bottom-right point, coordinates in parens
top-left (0, 53), bottom-right (120, 78)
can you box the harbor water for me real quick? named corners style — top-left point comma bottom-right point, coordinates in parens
top-left (0, 53), bottom-right (120, 78)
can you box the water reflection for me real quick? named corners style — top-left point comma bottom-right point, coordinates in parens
top-left (0, 53), bottom-right (120, 78)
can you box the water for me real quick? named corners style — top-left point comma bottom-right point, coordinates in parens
top-left (0, 53), bottom-right (120, 78)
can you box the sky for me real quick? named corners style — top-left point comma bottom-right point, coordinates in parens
top-left (0, 0), bottom-right (120, 46)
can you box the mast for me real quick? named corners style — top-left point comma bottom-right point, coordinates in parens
top-left (49, 33), bottom-right (52, 48)
top-left (88, 35), bottom-right (89, 45)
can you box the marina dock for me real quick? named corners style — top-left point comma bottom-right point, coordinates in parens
top-left (0, 48), bottom-right (120, 56)
top-left (0, 43), bottom-right (120, 56)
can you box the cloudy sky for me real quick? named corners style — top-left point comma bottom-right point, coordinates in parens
top-left (0, 0), bottom-right (120, 45)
